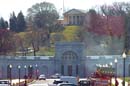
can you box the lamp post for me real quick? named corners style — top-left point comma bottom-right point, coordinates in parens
top-left (109, 62), bottom-right (112, 86)
top-left (114, 58), bottom-right (118, 86)
top-left (35, 64), bottom-right (38, 80)
top-left (110, 62), bottom-right (113, 67)
top-left (9, 64), bottom-right (12, 86)
top-left (122, 52), bottom-right (126, 86)
top-left (29, 65), bottom-right (32, 79)
top-left (18, 65), bottom-right (21, 86)
top-left (24, 65), bottom-right (27, 86)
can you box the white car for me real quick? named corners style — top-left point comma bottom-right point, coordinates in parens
top-left (57, 83), bottom-right (77, 86)
top-left (0, 80), bottom-right (10, 86)
top-left (51, 73), bottom-right (61, 78)
top-left (38, 74), bottom-right (46, 80)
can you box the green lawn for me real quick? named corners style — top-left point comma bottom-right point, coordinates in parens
top-left (123, 77), bottom-right (130, 82)
top-left (15, 47), bottom-right (55, 56)
top-left (119, 77), bottom-right (130, 82)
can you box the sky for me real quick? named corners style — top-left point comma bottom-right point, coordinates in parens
top-left (0, 0), bottom-right (130, 20)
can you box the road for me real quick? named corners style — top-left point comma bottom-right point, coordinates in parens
top-left (28, 79), bottom-right (59, 86)
top-left (112, 78), bottom-right (128, 86)
top-left (12, 79), bottom-right (25, 84)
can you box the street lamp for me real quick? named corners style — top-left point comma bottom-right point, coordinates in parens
top-left (106, 64), bottom-right (108, 67)
top-left (24, 65), bottom-right (27, 76)
top-left (109, 62), bottom-right (113, 67)
top-left (18, 65), bottom-right (21, 86)
top-left (109, 62), bottom-right (113, 86)
top-left (9, 64), bottom-right (12, 86)
top-left (114, 58), bottom-right (118, 86)
top-left (29, 65), bottom-right (32, 79)
top-left (24, 65), bottom-right (27, 86)
top-left (122, 51), bottom-right (126, 86)
top-left (35, 64), bottom-right (38, 80)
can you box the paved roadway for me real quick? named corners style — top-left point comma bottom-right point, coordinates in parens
top-left (112, 78), bottom-right (128, 86)
top-left (12, 79), bottom-right (25, 84)
top-left (28, 79), bottom-right (59, 86)
top-left (28, 78), bottom-right (129, 86)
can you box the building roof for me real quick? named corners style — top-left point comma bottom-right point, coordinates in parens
top-left (63, 9), bottom-right (86, 15)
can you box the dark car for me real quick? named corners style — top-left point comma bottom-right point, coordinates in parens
top-left (53, 80), bottom-right (68, 85)
top-left (53, 80), bottom-right (64, 84)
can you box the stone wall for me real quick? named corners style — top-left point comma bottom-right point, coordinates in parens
top-left (0, 42), bottom-right (129, 79)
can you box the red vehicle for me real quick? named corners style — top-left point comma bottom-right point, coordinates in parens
top-left (90, 78), bottom-right (110, 86)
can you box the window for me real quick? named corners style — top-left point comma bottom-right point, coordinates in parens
top-left (62, 51), bottom-right (78, 60)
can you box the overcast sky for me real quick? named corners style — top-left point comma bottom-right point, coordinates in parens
top-left (0, 0), bottom-right (130, 20)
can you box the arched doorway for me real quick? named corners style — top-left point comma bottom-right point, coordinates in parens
top-left (61, 51), bottom-right (78, 76)
top-left (68, 65), bottom-right (72, 76)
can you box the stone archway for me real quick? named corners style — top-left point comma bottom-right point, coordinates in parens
top-left (61, 51), bottom-right (78, 76)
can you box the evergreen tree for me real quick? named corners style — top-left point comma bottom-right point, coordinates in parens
top-left (9, 12), bottom-right (17, 32)
top-left (0, 17), bottom-right (8, 29)
top-left (4, 21), bottom-right (8, 29)
top-left (17, 11), bottom-right (26, 32)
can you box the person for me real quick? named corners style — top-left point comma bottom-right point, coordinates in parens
top-left (115, 79), bottom-right (119, 86)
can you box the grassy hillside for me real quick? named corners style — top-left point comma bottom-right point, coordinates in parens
top-left (10, 25), bottom-right (124, 56)
top-left (62, 26), bottom-right (81, 42)
top-left (14, 25), bottom-right (81, 56)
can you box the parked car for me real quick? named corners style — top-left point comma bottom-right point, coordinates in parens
top-left (57, 83), bottom-right (77, 86)
top-left (53, 80), bottom-right (68, 85)
top-left (78, 80), bottom-right (91, 86)
top-left (38, 74), bottom-right (46, 80)
top-left (51, 73), bottom-right (61, 78)
top-left (0, 80), bottom-right (10, 86)
top-left (60, 76), bottom-right (78, 85)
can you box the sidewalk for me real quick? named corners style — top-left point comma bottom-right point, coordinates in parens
top-left (112, 78), bottom-right (128, 86)
top-left (12, 79), bottom-right (25, 84)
